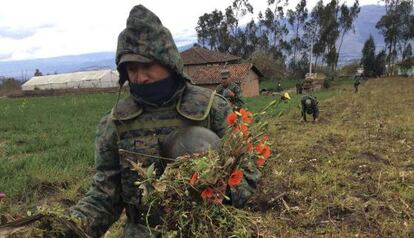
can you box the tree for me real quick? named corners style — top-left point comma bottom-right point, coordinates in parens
top-left (374, 50), bottom-right (387, 76)
top-left (195, 0), bottom-right (256, 58)
top-left (34, 69), bottom-right (43, 77)
top-left (336, 1), bottom-right (360, 69)
top-left (287, 0), bottom-right (308, 65)
top-left (195, 10), bottom-right (224, 50)
top-left (262, 0), bottom-right (290, 60)
top-left (402, 43), bottom-right (412, 60)
top-left (249, 50), bottom-right (286, 81)
top-left (303, 15), bottom-right (321, 72)
top-left (376, 0), bottom-right (414, 75)
top-left (361, 35), bottom-right (376, 77)
top-left (304, 0), bottom-right (359, 73)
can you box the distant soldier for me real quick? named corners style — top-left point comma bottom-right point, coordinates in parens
top-left (301, 95), bottom-right (319, 122)
top-left (276, 81), bottom-right (283, 92)
top-left (354, 77), bottom-right (360, 93)
top-left (356, 67), bottom-right (364, 80)
top-left (216, 69), bottom-right (244, 109)
top-left (296, 80), bottom-right (303, 94)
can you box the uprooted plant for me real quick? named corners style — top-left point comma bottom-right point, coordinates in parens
top-left (131, 94), bottom-right (290, 237)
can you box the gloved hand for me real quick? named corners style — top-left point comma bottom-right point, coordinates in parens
top-left (223, 89), bottom-right (235, 98)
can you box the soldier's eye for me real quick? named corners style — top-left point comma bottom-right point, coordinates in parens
top-left (126, 63), bottom-right (140, 72)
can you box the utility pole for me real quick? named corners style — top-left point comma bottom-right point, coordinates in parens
top-left (309, 38), bottom-right (313, 76)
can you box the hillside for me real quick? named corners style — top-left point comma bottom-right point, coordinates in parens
top-left (0, 77), bottom-right (413, 237)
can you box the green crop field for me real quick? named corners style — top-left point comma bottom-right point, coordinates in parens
top-left (0, 77), bottom-right (413, 237)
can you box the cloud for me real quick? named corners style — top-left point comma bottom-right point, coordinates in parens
top-left (174, 32), bottom-right (197, 46)
top-left (0, 24), bottom-right (55, 40)
top-left (0, 28), bottom-right (36, 39)
top-left (0, 53), bottom-right (12, 60)
top-left (25, 46), bottom-right (42, 54)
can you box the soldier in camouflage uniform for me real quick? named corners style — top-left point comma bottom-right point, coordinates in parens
top-left (301, 95), bottom-right (319, 122)
top-left (69, 5), bottom-right (260, 238)
top-left (216, 69), bottom-right (244, 109)
top-left (354, 77), bottom-right (360, 93)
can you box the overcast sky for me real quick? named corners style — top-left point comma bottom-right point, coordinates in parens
top-left (0, 0), bottom-right (381, 62)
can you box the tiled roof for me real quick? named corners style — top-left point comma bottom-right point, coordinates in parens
top-left (188, 63), bottom-right (263, 85)
top-left (181, 46), bottom-right (241, 65)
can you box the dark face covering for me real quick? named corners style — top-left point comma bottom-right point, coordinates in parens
top-left (129, 74), bottom-right (181, 106)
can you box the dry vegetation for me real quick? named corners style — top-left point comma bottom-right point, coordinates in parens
top-left (0, 77), bottom-right (413, 237)
top-left (249, 77), bottom-right (414, 237)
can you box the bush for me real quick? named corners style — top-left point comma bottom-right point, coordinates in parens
top-left (288, 58), bottom-right (310, 79)
top-left (338, 62), bottom-right (360, 76)
top-left (0, 77), bottom-right (21, 96)
top-left (323, 78), bottom-right (332, 89)
top-left (248, 51), bottom-right (286, 81)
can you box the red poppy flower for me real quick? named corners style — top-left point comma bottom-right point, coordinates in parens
top-left (239, 108), bottom-right (253, 123)
top-left (262, 135), bottom-right (269, 142)
top-left (228, 169), bottom-right (244, 186)
top-left (256, 143), bottom-right (271, 159)
top-left (189, 172), bottom-right (198, 186)
top-left (261, 145), bottom-right (271, 159)
top-left (201, 187), bottom-right (214, 200)
top-left (256, 158), bottom-right (266, 167)
top-left (255, 143), bottom-right (264, 153)
top-left (239, 124), bottom-right (249, 138)
top-left (227, 113), bottom-right (238, 125)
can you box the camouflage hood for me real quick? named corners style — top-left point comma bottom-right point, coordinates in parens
top-left (116, 5), bottom-right (190, 85)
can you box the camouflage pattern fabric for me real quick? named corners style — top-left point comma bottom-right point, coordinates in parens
top-left (69, 5), bottom-right (260, 237)
top-left (216, 82), bottom-right (244, 108)
top-left (115, 5), bottom-right (191, 86)
top-left (354, 78), bottom-right (360, 93)
top-left (300, 95), bottom-right (319, 121)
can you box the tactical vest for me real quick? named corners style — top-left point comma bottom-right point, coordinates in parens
top-left (109, 84), bottom-right (216, 224)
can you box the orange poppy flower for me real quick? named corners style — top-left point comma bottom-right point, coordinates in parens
top-left (256, 158), bottom-right (266, 167)
top-left (201, 187), bottom-right (214, 200)
top-left (239, 124), bottom-right (249, 138)
top-left (256, 143), bottom-right (271, 159)
top-left (239, 108), bottom-right (253, 123)
top-left (227, 113), bottom-right (238, 125)
top-left (189, 172), bottom-right (198, 186)
top-left (261, 145), bottom-right (271, 159)
top-left (228, 169), bottom-right (244, 186)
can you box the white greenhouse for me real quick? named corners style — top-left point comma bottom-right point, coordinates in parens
top-left (22, 70), bottom-right (119, 91)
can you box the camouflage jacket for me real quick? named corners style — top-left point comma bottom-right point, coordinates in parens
top-left (301, 95), bottom-right (319, 120)
top-left (354, 78), bottom-right (360, 86)
top-left (216, 82), bottom-right (244, 108)
top-left (70, 84), bottom-right (261, 237)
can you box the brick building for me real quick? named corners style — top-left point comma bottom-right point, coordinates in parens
top-left (181, 46), bottom-right (263, 97)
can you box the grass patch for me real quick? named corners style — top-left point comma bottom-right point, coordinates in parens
top-left (259, 79), bottom-right (298, 91)
top-left (0, 93), bottom-right (118, 213)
